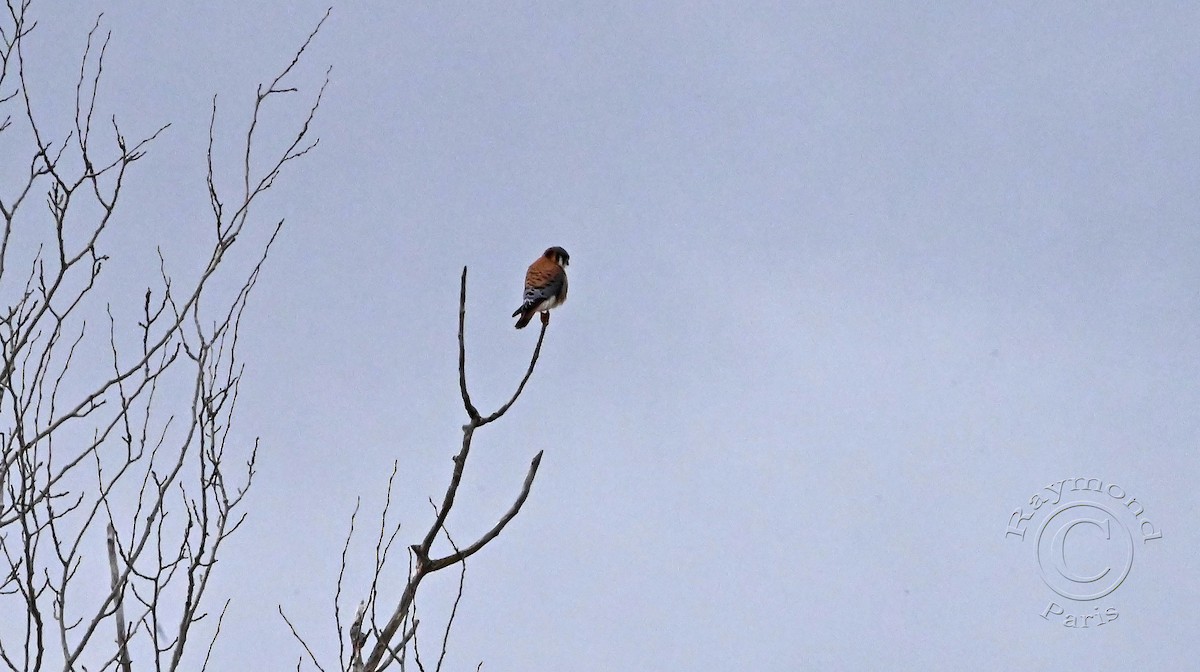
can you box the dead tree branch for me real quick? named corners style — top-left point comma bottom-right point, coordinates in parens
top-left (327, 268), bottom-right (550, 672)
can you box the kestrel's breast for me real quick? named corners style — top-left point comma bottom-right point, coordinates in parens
top-left (556, 271), bottom-right (568, 304)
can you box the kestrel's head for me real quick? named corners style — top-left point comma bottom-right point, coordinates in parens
top-left (544, 246), bottom-right (570, 267)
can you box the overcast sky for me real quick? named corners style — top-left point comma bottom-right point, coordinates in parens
top-left (15, 2), bottom-right (1200, 670)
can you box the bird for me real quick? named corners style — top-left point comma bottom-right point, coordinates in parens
top-left (513, 246), bottom-right (569, 329)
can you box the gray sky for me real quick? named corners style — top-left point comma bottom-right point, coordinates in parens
top-left (17, 2), bottom-right (1200, 669)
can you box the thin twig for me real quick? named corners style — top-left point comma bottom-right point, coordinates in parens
top-left (279, 605), bottom-right (326, 672)
top-left (434, 527), bottom-right (465, 672)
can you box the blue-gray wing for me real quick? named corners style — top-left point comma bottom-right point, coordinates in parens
top-left (512, 270), bottom-right (566, 315)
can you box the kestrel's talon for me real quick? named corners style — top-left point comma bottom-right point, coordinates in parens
top-left (512, 246), bottom-right (569, 329)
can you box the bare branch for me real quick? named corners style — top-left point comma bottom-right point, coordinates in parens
top-left (105, 524), bottom-right (133, 672)
top-left (434, 527), bottom-right (466, 672)
top-left (477, 323), bottom-right (547, 427)
top-left (348, 601), bottom-right (367, 672)
top-left (279, 605), bottom-right (326, 672)
top-left (426, 451), bottom-right (542, 572)
top-left (359, 268), bottom-right (551, 672)
top-left (337, 499), bottom-right (362, 671)
top-left (456, 268), bottom-right (480, 422)
top-left (200, 600), bottom-right (232, 672)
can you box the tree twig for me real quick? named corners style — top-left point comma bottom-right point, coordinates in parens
top-left (279, 605), bottom-right (326, 672)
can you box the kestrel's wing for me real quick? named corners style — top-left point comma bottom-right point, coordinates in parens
top-left (512, 260), bottom-right (566, 316)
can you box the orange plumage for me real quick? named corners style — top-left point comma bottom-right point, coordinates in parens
top-left (513, 247), bottom-right (569, 329)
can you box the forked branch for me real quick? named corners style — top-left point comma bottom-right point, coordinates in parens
top-left (353, 267), bottom-right (550, 672)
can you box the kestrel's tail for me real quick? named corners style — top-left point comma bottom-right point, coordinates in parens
top-left (513, 306), bottom-right (534, 329)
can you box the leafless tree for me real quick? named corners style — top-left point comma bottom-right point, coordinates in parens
top-left (0, 3), bottom-right (329, 670)
top-left (281, 270), bottom-right (551, 672)
top-left (4, 5), bottom-right (552, 671)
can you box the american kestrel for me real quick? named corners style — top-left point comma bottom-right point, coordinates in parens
top-left (512, 246), bottom-right (569, 329)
